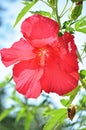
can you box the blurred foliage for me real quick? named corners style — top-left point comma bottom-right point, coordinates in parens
top-left (75, 16), bottom-right (86, 34)
top-left (0, 75), bottom-right (86, 130)
top-left (0, 0), bottom-right (86, 130)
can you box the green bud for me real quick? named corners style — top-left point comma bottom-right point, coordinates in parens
top-left (69, 2), bottom-right (83, 20)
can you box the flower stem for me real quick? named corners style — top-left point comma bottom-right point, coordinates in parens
top-left (60, 0), bottom-right (68, 17)
top-left (55, 0), bottom-right (61, 27)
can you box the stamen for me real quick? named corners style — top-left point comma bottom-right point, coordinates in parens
top-left (40, 52), bottom-right (46, 66)
top-left (38, 48), bottom-right (48, 67)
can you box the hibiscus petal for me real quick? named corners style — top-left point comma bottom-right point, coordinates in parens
top-left (0, 38), bottom-right (35, 67)
top-left (13, 60), bottom-right (43, 98)
top-left (21, 14), bottom-right (60, 47)
top-left (57, 32), bottom-right (77, 53)
top-left (41, 46), bottom-right (79, 95)
top-left (55, 32), bottom-right (78, 73)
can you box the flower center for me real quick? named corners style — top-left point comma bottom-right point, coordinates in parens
top-left (38, 48), bottom-right (48, 67)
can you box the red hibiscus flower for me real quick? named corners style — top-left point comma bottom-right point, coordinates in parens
top-left (0, 14), bottom-right (79, 98)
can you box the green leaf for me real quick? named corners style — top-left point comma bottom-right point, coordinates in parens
top-left (0, 108), bottom-right (14, 121)
top-left (0, 124), bottom-right (9, 130)
top-left (65, 85), bottom-right (81, 103)
top-left (79, 126), bottom-right (86, 130)
top-left (60, 99), bottom-right (69, 106)
top-left (10, 95), bottom-right (23, 106)
top-left (80, 69), bottom-right (86, 79)
top-left (24, 112), bottom-right (33, 130)
top-left (82, 42), bottom-right (86, 53)
top-left (0, 76), bottom-right (12, 88)
top-left (82, 96), bottom-right (86, 105)
top-left (43, 108), bottom-right (67, 130)
top-left (75, 16), bottom-right (86, 34)
top-left (13, 0), bottom-right (38, 27)
top-left (79, 69), bottom-right (86, 88)
top-left (30, 10), bottom-right (52, 18)
top-left (0, 81), bottom-right (7, 88)
top-left (16, 107), bottom-right (26, 122)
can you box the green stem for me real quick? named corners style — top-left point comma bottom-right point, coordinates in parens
top-left (80, 77), bottom-right (86, 88)
top-left (40, 0), bottom-right (50, 7)
top-left (55, 0), bottom-right (61, 27)
top-left (80, 49), bottom-right (85, 57)
top-left (60, 7), bottom-right (71, 18)
top-left (60, 0), bottom-right (68, 17)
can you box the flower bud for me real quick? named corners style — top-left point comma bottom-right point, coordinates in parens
top-left (69, 1), bottom-right (83, 20)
